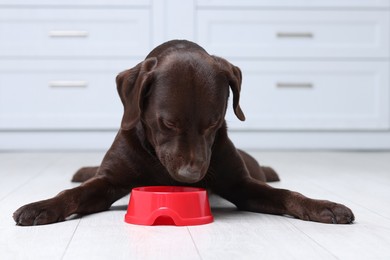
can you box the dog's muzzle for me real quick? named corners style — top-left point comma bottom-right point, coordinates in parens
top-left (176, 165), bottom-right (204, 183)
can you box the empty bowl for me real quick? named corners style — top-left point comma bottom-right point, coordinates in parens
top-left (124, 186), bottom-right (213, 226)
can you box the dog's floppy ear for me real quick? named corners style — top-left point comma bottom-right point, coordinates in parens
top-left (116, 57), bottom-right (158, 130)
top-left (212, 56), bottom-right (246, 121)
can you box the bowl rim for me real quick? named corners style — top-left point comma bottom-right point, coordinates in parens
top-left (132, 186), bottom-right (205, 194)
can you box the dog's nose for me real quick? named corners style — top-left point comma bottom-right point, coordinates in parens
top-left (177, 166), bottom-right (203, 183)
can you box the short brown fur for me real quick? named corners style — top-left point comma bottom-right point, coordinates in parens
top-left (13, 40), bottom-right (354, 226)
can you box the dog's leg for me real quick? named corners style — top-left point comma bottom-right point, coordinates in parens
top-left (13, 176), bottom-right (130, 226)
top-left (72, 166), bottom-right (99, 182)
top-left (13, 132), bottom-right (143, 226)
top-left (238, 150), bottom-right (280, 182)
top-left (221, 177), bottom-right (354, 224)
top-left (213, 142), bottom-right (354, 224)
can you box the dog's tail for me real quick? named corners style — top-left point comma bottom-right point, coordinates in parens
top-left (261, 166), bottom-right (280, 182)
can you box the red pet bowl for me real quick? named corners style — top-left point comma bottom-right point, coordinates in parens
top-left (124, 186), bottom-right (213, 226)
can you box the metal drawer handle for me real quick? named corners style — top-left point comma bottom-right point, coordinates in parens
top-left (49, 81), bottom-right (88, 88)
top-left (276, 83), bottom-right (313, 88)
top-left (49, 30), bottom-right (89, 37)
top-left (276, 32), bottom-right (314, 38)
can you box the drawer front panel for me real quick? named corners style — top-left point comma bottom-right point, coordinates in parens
top-left (225, 61), bottom-right (389, 130)
top-left (197, 0), bottom-right (390, 8)
top-left (197, 10), bottom-right (389, 58)
top-left (0, 60), bottom-right (137, 130)
top-left (0, 0), bottom-right (150, 6)
top-left (0, 9), bottom-right (151, 58)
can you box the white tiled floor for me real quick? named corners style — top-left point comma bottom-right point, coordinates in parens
top-left (1, 152), bottom-right (389, 259)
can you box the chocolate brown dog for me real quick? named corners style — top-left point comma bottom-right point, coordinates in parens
top-left (13, 40), bottom-right (354, 225)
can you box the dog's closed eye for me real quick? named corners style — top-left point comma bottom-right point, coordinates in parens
top-left (159, 118), bottom-right (180, 132)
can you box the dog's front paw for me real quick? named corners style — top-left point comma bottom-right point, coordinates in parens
top-left (13, 199), bottom-right (66, 226)
top-left (299, 199), bottom-right (355, 224)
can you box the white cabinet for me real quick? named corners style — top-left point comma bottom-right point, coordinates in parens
top-left (0, 0), bottom-right (150, 5)
top-left (0, 9), bottom-right (151, 58)
top-left (196, 0), bottom-right (390, 8)
top-left (0, 0), bottom-right (152, 131)
top-left (0, 60), bottom-right (135, 130)
top-left (197, 10), bottom-right (389, 59)
top-left (196, 1), bottom-right (390, 133)
top-left (225, 61), bottom-right (389, 130)
top-left (1, 0), bottom-right (390, 149)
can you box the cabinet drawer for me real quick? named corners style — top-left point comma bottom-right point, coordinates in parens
top-left (197, 10), bottom-right (389, 59)
top-left (225, 61), bottom-right (389, 130)
top-left (0, 60), bottom-right (136, 130)
top-left (0, 9), bottom-right (151, 58)
top-left (197, 0), bottom-right (390, 8)
top-left (0, 0), bottom-right (150, 6)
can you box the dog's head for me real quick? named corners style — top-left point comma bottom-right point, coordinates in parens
top-left (116, 51), bottom-right (245, 183)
